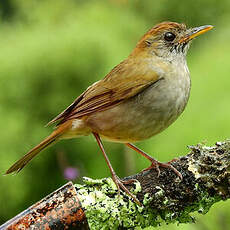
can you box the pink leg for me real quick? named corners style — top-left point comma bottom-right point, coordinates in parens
top-left (125, 143), bottom-right (182, 180)
top-left (93, 133), bottom-right (142, 206)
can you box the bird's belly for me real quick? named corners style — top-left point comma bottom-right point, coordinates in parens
top-left (86, 77), bottom-right (190, 143)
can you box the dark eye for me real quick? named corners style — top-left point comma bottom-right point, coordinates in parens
top-left (164, 32), bottom-right (176, 42)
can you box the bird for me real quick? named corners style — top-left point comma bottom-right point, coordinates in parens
top-left (6, 21), bottom-right (213, 205)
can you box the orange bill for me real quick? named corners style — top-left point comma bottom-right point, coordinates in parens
top-left (179, 25), bottom-right (213, 43)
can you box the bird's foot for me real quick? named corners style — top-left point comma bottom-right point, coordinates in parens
top-left (142, 158), bottom-right (182, 180)
top-left (125, 143), bottom-right (182, 180)
top-left (111, 174), bottom-right (142, 206)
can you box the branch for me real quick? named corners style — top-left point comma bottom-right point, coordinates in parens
top-left (1, 140), bottom-right (230, 230)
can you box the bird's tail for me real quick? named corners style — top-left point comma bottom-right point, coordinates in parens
top-left (5, 123), bottom-right (70, 175)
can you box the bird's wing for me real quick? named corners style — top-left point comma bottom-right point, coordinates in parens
top-left (47, 58), bottom-right (161, 126)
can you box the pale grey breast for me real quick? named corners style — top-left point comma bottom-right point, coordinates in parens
top-left (86, 58), bottom-right (191, 142)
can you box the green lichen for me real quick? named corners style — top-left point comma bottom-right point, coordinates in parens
top-left (148, 184), bottom-right (222, 226)
top-left (75, 176), bottom-right (222, 229)
top-left (175, 184), bottom-right (221, 224)
top-left (74, 139), bottom-right (230, 229)
top-left (196, 189), bottom-right (221, 215)
top-left (143, 193), bottom-right (153, 206)
top-left (154, 186), bottom-right (165, 198)
top-left (75, 177), bottom-right (163, 230)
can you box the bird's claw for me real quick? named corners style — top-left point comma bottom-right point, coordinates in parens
top-left (142, 159), bottom-right (183, 180)
top-left (112, 175), bottom-right (142, 206)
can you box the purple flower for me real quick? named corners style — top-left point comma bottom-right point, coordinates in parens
top-left (64, 167), bottom-right (79, 180)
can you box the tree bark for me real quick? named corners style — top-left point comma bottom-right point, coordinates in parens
top-left (1, 140), bottom-right (230, 230)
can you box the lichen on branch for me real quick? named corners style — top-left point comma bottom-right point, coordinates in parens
top-left (75, 140), bottom-right (230, 229)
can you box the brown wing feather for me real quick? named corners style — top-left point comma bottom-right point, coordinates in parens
top-left (47, 58), bottom-right (160, 126)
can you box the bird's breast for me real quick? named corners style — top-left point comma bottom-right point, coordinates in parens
top-left (86, 61), bottom-right (191, 142)
top-left (139, 64), bottom-right (191, 128)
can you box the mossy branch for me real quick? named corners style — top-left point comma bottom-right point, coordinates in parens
top-left (2, 140), bottom-right (230, 230)
top-left (76, 140), bottom-right (230, 229)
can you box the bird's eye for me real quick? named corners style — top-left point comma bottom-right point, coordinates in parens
top-left (164, 32), bottom-right (176, 42)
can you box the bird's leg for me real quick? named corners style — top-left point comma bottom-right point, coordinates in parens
top-left (125, 143), bottom-right (182, 180)
top-left (93, 133), bottom-right (141, 206)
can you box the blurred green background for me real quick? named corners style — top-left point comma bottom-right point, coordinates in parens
top-left (0, 0), bottom-right (230, 229)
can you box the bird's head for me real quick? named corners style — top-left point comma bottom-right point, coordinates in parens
top-left (132, 22), bottom-right (213, 61)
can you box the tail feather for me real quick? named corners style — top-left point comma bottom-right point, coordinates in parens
top-left (5, 131), bottom-right (61, 175)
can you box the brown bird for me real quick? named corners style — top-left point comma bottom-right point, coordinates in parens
top-left (6, 22), bottom-right (213, 204)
